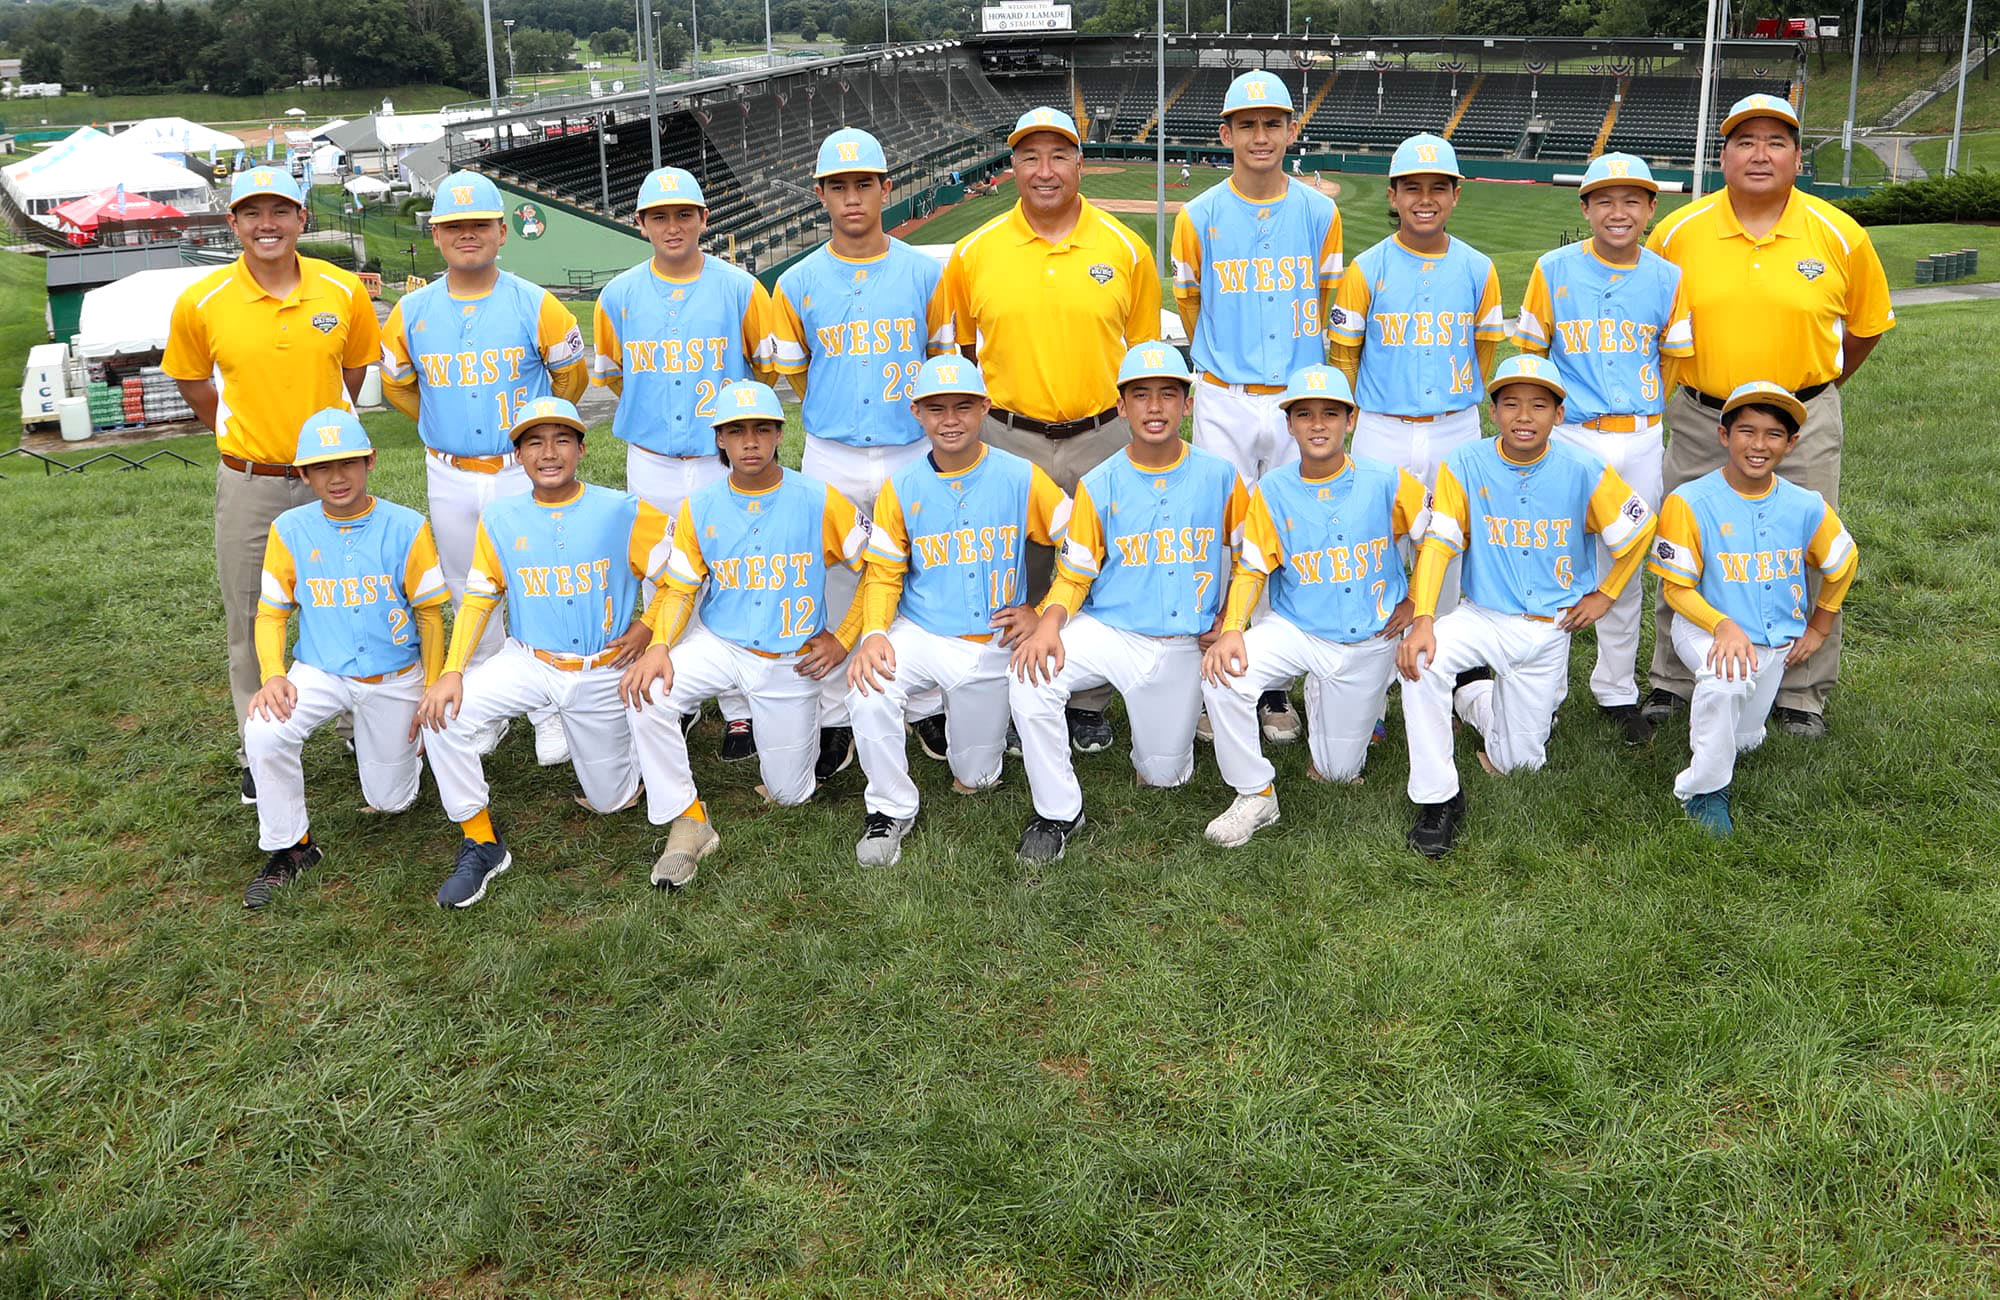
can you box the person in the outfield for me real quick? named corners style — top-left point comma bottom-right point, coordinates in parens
top-left (164, 167), bottom-right (381, 805)
top-left (771, 128), bottom-right (955, 782)
top-left (844, 356), bottom-right (1071, 866)
top-left (1648, 382), bottom-right (1857, 835)
top-left (621, 382), bottom-right (871, 889)
top-left (940, 106), bottom-right (1163, 757)
top-left (1513, 152), bottom-right (1693, 744)
top-left (594, 165), bottom-right (772, 759)
top-left (1008, 344), bottom-right (1249, 864)
top-left (1395, 356), bottom-right (1656, 859)
top-left (380, 170), bottom-right (589, 765)
top-left (415, 398), bottom-right (670, 909)
top-left (1640, 93), bottom-right (1892, 739)
top-left (1198, 365), bottom-right (1425, 847)
top-left (241, 411), bottom-right (450, 908)
top-left (1172, 69), bottom-right (1343, 744)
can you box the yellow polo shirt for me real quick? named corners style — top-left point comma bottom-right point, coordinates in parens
top-left (939, 198), bottom-right (1162, 423)
top-left (1646, 188), bottom-right (1894, 397)
top-left (163, 255), bottom-right (381, 464)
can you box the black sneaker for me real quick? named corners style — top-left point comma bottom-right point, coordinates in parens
top-left (720, 718), bottom-right (756, 762)
top-left (1406, 792), bottom-right (1466, 859)
top-left (1066, 708), bottom-right (1112, 754)
top-left (815, 726), bottom-right (855, 782)
top-left (1601, 703), bottom-right (1654, 746)
top-left (1017, 812), bottom-right (1084, 863)
top-left (240, 769), bottom-right (257, 806)
top-left (1453, 666), bottom-right (1495, 692)
top-left (679, 709), bottom-right (700, 738)
top-left (1640, 688), bottom-right (1686, 725)
top-left (1772, 706), bottom-right (1826, 739)
top-left (243, 840), bottom-right (323, 909)
top-left (1005, 721), bottom-right (1022, 757)
top-left (911, 713), bottom-right (948, 761)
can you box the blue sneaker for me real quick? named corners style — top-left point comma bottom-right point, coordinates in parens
top-left (1684, 788), bottom-right (1734, 837)
top-left (436, 837), bottom-right (511, 909)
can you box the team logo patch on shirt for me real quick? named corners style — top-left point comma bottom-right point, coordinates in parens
top-left (311, 313), bottom-right (338, 334)
top-left (1654, 537), bottom-right (1681, 565)
top-left (1622, 495), bottom-right (1648, 523)
top-left (1797, 258), bottom-right (1827, 281)
top-left (1088, 263), bottom-right (1115, 285)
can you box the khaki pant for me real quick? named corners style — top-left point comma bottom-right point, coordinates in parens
top-left (981, 411), bottom-right (1132, 713)
top-left (1647, 384), bottom-right (1845, 716)
top-left (215, 462), bottom-right (316, 755)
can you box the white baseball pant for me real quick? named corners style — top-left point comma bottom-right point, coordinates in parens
top-left (244, 661), bottom-right (425, 850)
top-left (1552, 419), bottom-right (1664, 707)
top-left (425, 451), bottom-right (530, 671)
top-left (1191, 379), bottom-right (1296, 485)
top-left (1202, 616), bottom-right (1400, 793)
top-left (625, 444), bottom-right (747, 724)
top-left (1402, 602), bottom-right (1571, 805)
top-left (1009, 614), bottom-right (1202, 822)
top-left (630, 626), bottom-right (823, 822)
top-left (426, 640), bottom-right (640, 822)
top-left (802, 433), bottom-right (935, 728)
top-left (1355, 405), bottom-right (1477, 615)
top-left (1670, 620), bottom-right (1790, 801)
top-left (846, 619), bottom-right (1010, 819)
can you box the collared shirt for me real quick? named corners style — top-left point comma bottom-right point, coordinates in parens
top-left (939, 198), bottom-right (1162, 422)
top-left (1646, 186), bottom-right (1895, 395)
top-left (163, 255), bottom-right (381, 464)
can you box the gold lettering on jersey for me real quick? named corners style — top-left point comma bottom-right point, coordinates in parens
top-left (810, 317), bottom-right (921, 357)
top-left (1373, 311), bottom-right (1474, 347)
top-left (707, 552), bottom-right (814, 590)
top-left (1481, 516), bottom-right (1575, 550)
top-left (910, 526), bottom-right (1021, 568)
top-left (622, 336), bottom-right (730, 374)
top-left (512, 559), bottom-right (614, 598)
top-left (1213, 255), bottom-right (1314, 296)
top-left (1552, 319), bottom-right (1659, 355)
top-left (1715, 548), bottom-right (1804, 583)
top-left (416, 347), bottom-right (529, 387)
top-left (1287, 539), bottom-right (1392, 584)
top-left (1110, 528), bottom-right (1216, 567)
top-left (303, 573), bottom-right (400, 607)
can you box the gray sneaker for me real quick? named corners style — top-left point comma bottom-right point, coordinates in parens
top-left (652, 816), bottom-right (718, 889)
top-left (855, 811), bottom-right (915, 867)
top-left (435, 837), bottom-right (511, 909)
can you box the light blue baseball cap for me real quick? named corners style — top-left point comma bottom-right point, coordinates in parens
top-left (1720, 380), bottom-right (1807, 428)
top-left (1115, 342), bottom-right (1193, 389)
top-left (1721, 92), bottom-right (1799, 137)
top-left (910, 355), bottom-right (987, 401)
top-left (1222, 70), bottom-right (1295, 118)
top-left (1008, 106), bottom-right (1080, 148)
top-left (431, 169), bottom-right (506, 220)
top-left (1579, 152), bottom-right (1658, 197)
top-left (814, 127), bottom-right (889, 178)
top-left (294, 408), bottom-right (372, 467)
top-left (1485, 354), bottom-right (1567, 401)
top-left (1278, 364), bottom-right (1357, 410)
top-left (1388, 132), bottom-right (1463, 180)
top-left (229, 166), bottom-right (304, 209)
top-left (508, 396), bottom-right (588, 442)
top-left (710, 380), bottom-right (785, 429)
top-left (636, 166), bottom-right (707, 212)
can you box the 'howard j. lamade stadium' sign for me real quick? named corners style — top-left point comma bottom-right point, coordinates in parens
top-left (981, 3), bottom-right (1074, 31)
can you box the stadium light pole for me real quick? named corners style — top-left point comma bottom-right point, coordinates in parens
top-left (503, 20), bottom-right (516, 98)
top-left (764, 0), bottom-right (774, 68)
top-left (482, 0), bottom-right (499, 113)
top-left (1156, 0), bottom-right (1167, 279)
top-left (1690, 0), bottom-right (1720, 199)
top-left (689, 0), bottom-right (700, 77)
top-left (1842, 0), bottom-right (1863, 186)
top-left (640, 0), bottom-right (662, 168)
top-left (1947, 0), bottom-right (1974, 174)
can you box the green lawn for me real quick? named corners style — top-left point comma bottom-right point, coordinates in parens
top-left (1909, 128), bottom-right (2000, 174)
top-left (0, 249), bottom-right (50, 451)
top-left (4, 296), bottom-right (2000, 1293)
top-left (1809, 140), bottom-right (1889, 187)
top-left (1798, 51), bottom-right (1969, 132)
top-left (1, 84), bottom-right (466, 130)
top-left (1897, 60), bottom-right (2000, 136)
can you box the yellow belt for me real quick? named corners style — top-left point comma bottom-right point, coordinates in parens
top-left (1199, 372), bottom-right (1288, 396)
top-left (1578, 413), bottom-right (1662, 434)
top-left (530, 646), bottom-right (617, 672)
top-left (428, 448), bottom-right (516, 475)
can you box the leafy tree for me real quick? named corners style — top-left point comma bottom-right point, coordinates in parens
top-left (21, 39), bottom-right (64, 82)
top-left (590, 25), bottom-right (633, 52)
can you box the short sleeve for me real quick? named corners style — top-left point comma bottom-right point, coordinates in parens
top-left (539, 292), bottom-right (588, 371)
top-left (1390, 469), bottom-right (1428, 540)
top-left (769, 277), bottom-right (809, 375)
top-left (664, 500), bottom-right (707, 591)
top-left (379, 299), bottom-right (414, 380)
top-left (1026, 465), bottom-right (1072, 548)
top-left (820, 485), bottom-right (870, 571)
top-left (1327, 263), bottom-right (1371, 346)
top-left (1514, 261), bottom-right (1553, 354)
top-left (1423, 463), bottom-right (1472, 555)
top-left (161, 284), bottom-right (211, 382)
top-left (1056, 481), bottom-right (1105, 581)
top-left (1843, 228), bottom-right (1896, 339)
top-left (1237, 489), bottom-right (1284, 576)
top-left (404, 523), bottom-right (451, 608)
top-left (1472, 262), bottom-right (1506, 342)
top-left (1585, 464), bottom-right (1654, 556)
top-left (865, 477), bottom-right (910, 571)
top-left (341, 280), bottom-right (381, 368)
top-left (1646, 493), bottom-right (1703, 586)
top-left (259, 525), bottom-right (297, 611)
top-left (467, 520), bottom-right (507, 599)
top-left (629, 501), bottom-right (675, 584)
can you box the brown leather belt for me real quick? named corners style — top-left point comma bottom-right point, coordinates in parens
top-left (220, 453), bottom-right (302, 479)
top-left (990, 405), bottom-right (1118, 440)
top-left (1688, 382), bottom-right (1828, 411)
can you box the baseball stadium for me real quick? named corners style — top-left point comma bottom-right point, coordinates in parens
top-left (4, 8), bottom-right (2000, 1293)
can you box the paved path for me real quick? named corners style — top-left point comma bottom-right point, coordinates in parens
top-left (1856, 134), bottom-right (1928, 182)
top-left (1891, 279), bottom-right (2000, 307)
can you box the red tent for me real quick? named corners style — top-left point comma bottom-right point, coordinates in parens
top-left (50, 186), bottom-right (186, 244)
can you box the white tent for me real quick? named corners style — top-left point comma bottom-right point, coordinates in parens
top-left (3, 127), bottom-right (215, 222)
top-left (343, 174), bottom-right (391, 197)
top-left (115, 116), bottom-right (244, 159)
top-left (75, 265), bottom-right (213, 361)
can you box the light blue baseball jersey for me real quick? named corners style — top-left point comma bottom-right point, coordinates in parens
top-left (1514, 242), bottom-right (1695, 423)
top-left (664, 468), bottom-right (869, 655)
top-left (1172, 178), bottom-right (1343, 386)
top-left (770, 240), bottom-right (952, 447)
top-left (1329, 235), bottom-right (1507, 417)
top-left (1057, 445), bottom-right (1250, 637)
top-left (592, 256), bottom-right (772, 456)
top-left (380, 271), bottom-right (589, 457)
top-left (1240, 457), bottom-right (1425, 642)
top-left (465, 485), bottom-right (673, 657)
top-left (1649, 469), bottom-right (1856, 647)
top-left (867, 446), bottom-right (1071, 638)
top-left (261, 499), bottom-right (449, 678)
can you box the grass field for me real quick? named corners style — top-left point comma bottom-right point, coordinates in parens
top-left (5, 267), bottom-right (2000, 1289)
top-left (0, 84), bottom-right (465, 131)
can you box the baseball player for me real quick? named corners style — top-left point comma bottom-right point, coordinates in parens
top-left (621, 382), bottom-right (870, 889)
top-left (843, 356), bottom-right (1071, 866)
top-left (1008, 344), bottom-right (1249, 863)
top-left (1198, 364), bottom-right (1425, 847)
top-left (594, 165), bottom-right (772, 760)
top-left (770, 128), bottom-right (954, 780)
top-left (1395, 356), bottom-right (1656, 858)
top-left (381, 169), bottom-right (589, 765)
top-left (1649, 382), bottom-right (1857, 835)
top-left (414, 397), bottom-right (671, 909)
top-left (1172, 68), bottom-right (1343, 745)
top-left (1514, 152), bottom-right (1693, 744)
top-left (241, 410), bottom-right (449, 908)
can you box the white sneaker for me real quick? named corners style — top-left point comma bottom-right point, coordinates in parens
top-left (651, 816), bottom-right (718, 889)
top-left (472, 718), bottom-right (510, 757)
top-left (1204, 791), bottom-right (1280, 847)
top-left (534, 718), bottom-right (571, 767)
top-left (855, 811), bottom-right (915, 867)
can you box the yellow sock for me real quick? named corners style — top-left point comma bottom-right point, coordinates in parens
top-left (460, 808), bottom-right (498, 844)
top-left (679, 799), bottom-right (706, 823)
top-left (1257, 784), bottom-right (1274, 798)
